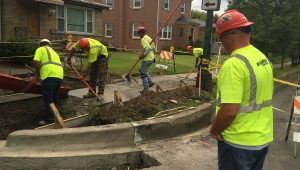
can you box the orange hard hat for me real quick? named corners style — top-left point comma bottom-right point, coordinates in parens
top-left (216, 10), bottom-right (254, 36)
top-left (137, 26), bottom-right (145, 32)
top-left (186, 45), bottom-right (192, 51)
top-left (79, 38), bottom-right (90, 50)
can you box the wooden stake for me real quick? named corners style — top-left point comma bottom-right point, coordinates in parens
top-left (156, 85), bottom-right (163, 93)
top-left (114, 91), bottom-right (124, 106)
top-left (49, 103), bottom-right (66, 128)
top-left (180, 80), bottom-right (187, 87)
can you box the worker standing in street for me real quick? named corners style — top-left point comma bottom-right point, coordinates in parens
top-left (67, 38), bottom-right (108, 100)
top-left (137, 26), bottom-right (156, 93)
top-left (32, 39), bottom-right (64, 125)
top-left (210, 10), bottom-right (273, 170)
top-left (187, 45), bottom-right (203, 87)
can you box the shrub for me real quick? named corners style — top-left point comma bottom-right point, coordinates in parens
top-left (0, 42), bottom-right (39, 63)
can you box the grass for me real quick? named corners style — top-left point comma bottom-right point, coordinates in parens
top-left (76, 51), bottom-right (298, 79)
top-left (273, 66), bottom-right (299, 78)
top-left (77, 51), bottom-right (229, 76)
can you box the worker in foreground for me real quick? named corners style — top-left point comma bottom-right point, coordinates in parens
top-left (137, 26), bottom-right (156, 93)
top-left (32, 39), bottom-right (64, 125)
top-left (187, 45), bottom-right (203, 87)
top-left (67, 38), bottom-right (108, 100)
top-left (209, 10), bottom-right (273, 170)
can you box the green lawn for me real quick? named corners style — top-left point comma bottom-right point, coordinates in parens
top-left (76, 51), bottom-right (298, 78)
top-left (78, 51), bottom-right (229, 76)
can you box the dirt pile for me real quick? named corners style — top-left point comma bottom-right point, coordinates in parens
top-left (88, 86), bottom-right (211, 126)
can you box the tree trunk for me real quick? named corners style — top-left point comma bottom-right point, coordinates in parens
top-left (281, 55), bottom-right (284, 69)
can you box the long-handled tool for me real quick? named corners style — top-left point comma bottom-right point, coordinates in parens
top-left (123, 0), bottom-right (185, 82)
top-left (69, 64), bottom-right (102, 102)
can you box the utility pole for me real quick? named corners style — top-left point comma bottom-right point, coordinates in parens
top-left (200, 0), bottom-right (221, 92)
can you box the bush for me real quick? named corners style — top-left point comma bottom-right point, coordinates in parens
top-left (0, 42), bottom-right (39, 63)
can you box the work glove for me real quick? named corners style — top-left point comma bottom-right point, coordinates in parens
top-left (66, 57), bottom-right (72, 65)
top-left (138, 54), bottom-right (144, 60)
top-left (81, 73), bottom-right (86, 81)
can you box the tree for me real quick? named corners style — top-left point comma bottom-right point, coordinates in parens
top-left (228, 0), bottom-right (300, 67)
top-left (191, 10), bottom-right (219, 23)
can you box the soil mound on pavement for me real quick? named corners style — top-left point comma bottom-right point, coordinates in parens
top-left (88, 86), bottom-right (210, 126)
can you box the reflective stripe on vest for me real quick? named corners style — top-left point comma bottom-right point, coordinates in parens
top-left (90, 45), bottom-right (102, 50)
top-left (217, 54), bottom-right (272, 113)
top-left (41, 47), bottom-right (62, 67)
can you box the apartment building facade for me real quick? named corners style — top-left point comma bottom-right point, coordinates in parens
top-left (0, 0), bottom-right (109, 41)
top-left (100, 0), bottom-right (205, 51)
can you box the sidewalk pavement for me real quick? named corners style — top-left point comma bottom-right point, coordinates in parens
top-left (68, 73), bottom-right (197, 102)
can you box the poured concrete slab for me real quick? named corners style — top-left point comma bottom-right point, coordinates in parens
top-left (69, 73), bottom-right (197, 102)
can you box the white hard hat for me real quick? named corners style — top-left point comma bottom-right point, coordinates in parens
top-left (40, 39), bottom-right (51, 44)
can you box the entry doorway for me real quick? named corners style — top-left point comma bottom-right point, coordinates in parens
top-left (27, 1), bottom-right (40, 38)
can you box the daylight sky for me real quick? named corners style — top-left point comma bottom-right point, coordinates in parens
top-left (191, 0), bottom-right (229, 15)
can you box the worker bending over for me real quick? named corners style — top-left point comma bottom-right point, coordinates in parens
top-left (68, 38), bottom-right (108, 100)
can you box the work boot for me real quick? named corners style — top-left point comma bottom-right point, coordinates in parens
top-left (149, 82), bottom-right (155, 88)
top-left (83, 92), bottom-right (94, 98)
top-left (38, 121), bottom-right (47, 126)
top-left (140, 89), bottom-right (149, 94)
top-left (38, 120), bottom-right (53, 126)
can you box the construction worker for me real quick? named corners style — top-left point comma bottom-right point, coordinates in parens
top-left (67, 38), bottom-right (108, 100)
top-left (187, 45), bottom-right (203, 68)
top-left (137, 26), bottom-right (155, 93)
top-left (210, 10), bottom-right (273, 170)
top-left (32, 39), bottom-right (64, 125)
top-left (187, 45), bottom-right (203, 87)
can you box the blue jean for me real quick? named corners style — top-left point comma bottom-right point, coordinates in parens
top-left (42, 77), bottom-right (62, 123)
top-left (218, 141), bottom-right (269, 170)
top-left (140, 60), bottom-right (154, 91)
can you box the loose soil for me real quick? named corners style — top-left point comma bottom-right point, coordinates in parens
top-left (87, 86), bottom-right (211, 126)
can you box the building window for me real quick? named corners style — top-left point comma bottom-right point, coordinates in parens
top-left (180, 2), bottom-right (185, 14)
top-left (159, 25), bottom-right (172, 40)
top-left (57, 6), bottom-right (65, 32)
top-left (105, 24), bottom-right (112, 37)
top-left (179, 28), bottom-right (184, 37)
top-left (57, 6), bottom-right (94, 34)
top-left (133, 0), bottom-right (142, 9)
top-left (132, 23), bottom-right (141, 39)
top-left (106, 0), bottom-right (114, 9)
top-left (163, 0), bottom-right (170, 10)
top-left (87, 10), bottom-right (93, 33)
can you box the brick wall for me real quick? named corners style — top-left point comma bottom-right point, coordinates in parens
top-left (2, 0), bottom-right (26, 41)
top-left (102, 0), bottom-right (194, 51)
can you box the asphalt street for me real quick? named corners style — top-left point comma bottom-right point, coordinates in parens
top-left (140, 75), bottom-right (300, 170)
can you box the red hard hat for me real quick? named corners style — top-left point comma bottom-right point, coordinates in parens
top-left (216, 10), bottom-right (254, 36)
top-left (186, 45), bottom-right (192, 51)
top-left (137, 26), bottom-right (145, 32)
top-left (79, 38), bottom-right (90, 50)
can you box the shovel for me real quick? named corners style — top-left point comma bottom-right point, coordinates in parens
top-left (69, 64), bottom-right (102, 103)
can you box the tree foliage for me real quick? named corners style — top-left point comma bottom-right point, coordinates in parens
top-left (228, 0), bottom-right (300, 67)
top-left (191, 10), bottom-right (219, 22)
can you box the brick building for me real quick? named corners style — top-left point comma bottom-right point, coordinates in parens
top-left (100, 0), bottom-right (206, 51)
top-left (0, 0), bottom-right (109, 41)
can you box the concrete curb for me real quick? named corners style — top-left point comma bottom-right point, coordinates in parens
top-left (133, 103), bottom-right (213, 143)
top-left (0, 102), bottom-right (213, 169)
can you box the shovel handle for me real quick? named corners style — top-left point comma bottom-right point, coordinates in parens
top-left (70, 65), bottom-right (101, 101)
top-left (126, 0), bottom-right (184, 76)
top-left (127, 58), bottom-right (141, 76)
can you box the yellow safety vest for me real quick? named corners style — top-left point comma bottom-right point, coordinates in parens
top-left (33, 46), bottom-right (63, 80)
top-left (216, 45), bottom-right (273, 146)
